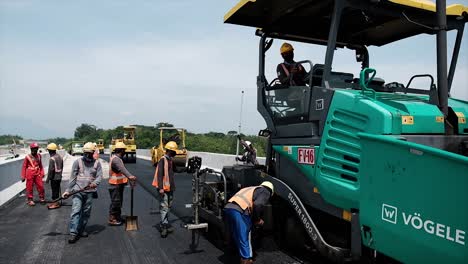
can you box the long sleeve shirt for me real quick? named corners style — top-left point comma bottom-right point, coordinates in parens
top-left (109, 154), bottom-right (132, 189)
top-left (239, 140), bottom-right (259, 166)
top-left (225, 186), bottom-right (271, 222)
top-left (67, 158), bottom-right (102, 193)
top-left (47, 153), bottom-right (63, 181)
top-left (276, 61), bottom-right (307, 86)
top-left (21, 154), bottom-right (44, 180)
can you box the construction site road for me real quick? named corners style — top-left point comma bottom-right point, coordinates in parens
top-left (0, 154), bottom-right (300, 264)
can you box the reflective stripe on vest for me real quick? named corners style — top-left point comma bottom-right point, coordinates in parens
top-left (26, 154), bottom-right (40, 170)
top-left (152, 156), bottom-right (171, 191)
top-left (108, 155), bottom-right (128, 184)
top-left (228, 186), bottom-right (259, 214)
top-left (50, 156), bottom-right (62, 173)
top-left (77, 159), bottom-right (98, 182)
top-left (280, 63), bottom-right (290, 77)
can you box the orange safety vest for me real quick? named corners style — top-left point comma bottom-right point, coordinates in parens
top-left (152, 156), bottom-right (171, 191)
top-left (228, 186), bottom-right (260, 214)
top-left (26, 154), bottom-right (41, 172)
top-left (108, 155), bottom-right (128, 185)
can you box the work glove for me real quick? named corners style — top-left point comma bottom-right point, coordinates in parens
top-left (62, 192), bottom-right (70, 199)
top-left (237, 135), bottom-right (241, 140)
top-left (254, 219), bottom-right (264, 226)
top-left (21, 178), bottom-right (25, 183)
top-left (235, 157), bottom-right (241, 162)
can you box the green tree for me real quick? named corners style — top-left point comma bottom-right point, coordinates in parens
top-left (74, 124), bottom-right (98, 139)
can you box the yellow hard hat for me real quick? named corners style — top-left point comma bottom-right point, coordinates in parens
top-left (164, 141), bottom-right (178, 151)
top-left (260, 181), bottom-right (274, 195)
top-left (83, 142), bottom-right (96, 153)
top-left (280, 42), bottom-right (294, 54)
top-left (115, 142), bottom-right (126, 149)
top-left (47, 143), bottom-right (58, 151)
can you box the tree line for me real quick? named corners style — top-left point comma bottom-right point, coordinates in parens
top-left (71, 123), bottom-right (268, 156)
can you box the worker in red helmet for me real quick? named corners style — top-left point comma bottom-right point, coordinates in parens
top-left (21, 142), bottom-right (45, 206)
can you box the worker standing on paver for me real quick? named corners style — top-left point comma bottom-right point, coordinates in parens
top-left (108, 142), bottom-right (137, 226)
top-left (224, 182), bottom-right (274, 264)
top-left (235, 135), bottom-right (259, 166)
top-left (62, 142), bottom-right (102, 244)
top-left (152, 141), bottom-right (179, 238)
top-left (46, 143), bottom-right (63, 209)
top-left (21, 142), bottom-right (45, 206)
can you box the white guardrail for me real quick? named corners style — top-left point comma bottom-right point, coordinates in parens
top-left (0, 150), bottom-right (67, 207)
top-left (0, 149), bottom-right (264, 207)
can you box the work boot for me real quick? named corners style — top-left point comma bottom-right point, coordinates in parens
top-left (166, 224), bottom-right (174, 233)
top-left (160, 225), bottom-right (168, 238)
top-left (47, 202), bottom-right (61, 209)
top-left (27, 200), bottom-right (35, 206)
top-left (108, 215), bottom-right (123, 226)
top-left (39, 198), bottom-right (46, 204)
top-left (68, 234), bottom-right (79, 244)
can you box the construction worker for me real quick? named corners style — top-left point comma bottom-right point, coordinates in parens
top-left (235, 135), bottom-right (259, 166)
top-left (46, 143), bottom-right (63, 209)
top-left (152, 141), bottom-right (179, 238)
top-left (108, 142), bottom-right (137, 226)
top-left (21, 142), bottom-right (45, 206)
top-left (277, 42), bottom-right (308, 86)
top-left (224, 181), bottom-right (274, 264)
top-left (62, 142), bottom-right (102, 244)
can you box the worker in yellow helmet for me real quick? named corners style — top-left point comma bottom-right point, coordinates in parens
top-left (108, 142), bottom-right (137, 226)
top-left (46, 143), bottom-right (63, 209)
top-left (277, 42), bottom-right (308, 86)
top-left (152, 141), bottom-right (181, 238)
top-left (62, 142), bottom-right (102, 244)
top-left (224, 181), bottom-right (274, 264)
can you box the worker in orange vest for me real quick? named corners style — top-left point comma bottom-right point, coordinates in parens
top-left (21, 142), bottom-right (45, 206)
top-left (108, 142), bottom-right (137, 226)
top-left (152, 141), bottom-right (179, 238)
top-left (224, 182), bottom-right (274, 264)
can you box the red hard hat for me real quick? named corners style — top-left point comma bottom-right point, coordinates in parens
top-left (30, 142), bottom-right (39, 148)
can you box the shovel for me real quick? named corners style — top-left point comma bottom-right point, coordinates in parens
top-left (125, 185), bottom-right (138, 231)
top-left (48, 186), bottom-right (89, 209)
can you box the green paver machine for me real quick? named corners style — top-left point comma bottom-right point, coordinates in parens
top-left (193, 0), bottom-right (468, 263)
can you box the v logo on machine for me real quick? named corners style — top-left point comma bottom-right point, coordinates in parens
top-left (382, 204), bottom-right (398, 224)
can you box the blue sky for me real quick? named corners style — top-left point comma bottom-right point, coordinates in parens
top-left (0, 0), bottom-right (467, 138)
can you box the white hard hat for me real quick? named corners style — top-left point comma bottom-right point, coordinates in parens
top-left (245, 141), bottom-right (252, 146)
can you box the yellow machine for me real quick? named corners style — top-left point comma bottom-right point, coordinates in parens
top-left (96, 139), bottom-right (105, 154)
top-left (111, 126), bottom-right (137, 163)
top-left (151, 127), bottom-right (187, 167)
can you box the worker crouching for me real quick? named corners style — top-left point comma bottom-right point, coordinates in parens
top-left (224, 181), bottom-right (274, 264)
top-left (62, 142), bottom-right (102, 244)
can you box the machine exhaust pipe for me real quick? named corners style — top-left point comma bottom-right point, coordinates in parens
top-left (436, 0), bottom-right (449, 117)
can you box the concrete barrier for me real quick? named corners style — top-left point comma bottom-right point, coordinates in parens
top-left (135, 149), bottom-right (265, 171)
top-left (0, 150), bottom-right (65, 207)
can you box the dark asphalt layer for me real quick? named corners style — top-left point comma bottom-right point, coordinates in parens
top-left (0, 155), bottom-right (299, 264)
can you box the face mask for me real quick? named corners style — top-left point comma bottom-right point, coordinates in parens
top-left (84, 153), bottom-right (94, 161)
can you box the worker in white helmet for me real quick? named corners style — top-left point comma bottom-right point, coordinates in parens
top-left (235, 135), bottom-right (259, 166)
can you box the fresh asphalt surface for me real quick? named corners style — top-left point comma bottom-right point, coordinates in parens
top-left (0, 155), bottom-right (300, 264)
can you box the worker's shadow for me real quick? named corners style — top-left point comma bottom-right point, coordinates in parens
top-left (86, 224), bottom-right (106, 235)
